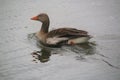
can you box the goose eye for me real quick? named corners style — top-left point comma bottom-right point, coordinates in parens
top-left (39, 15), bottom-right (44, 18)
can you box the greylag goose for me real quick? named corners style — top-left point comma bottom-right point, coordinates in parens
top-left (31, 13), bottom-right (92, 47)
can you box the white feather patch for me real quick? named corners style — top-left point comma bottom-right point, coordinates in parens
top-left (46, 37), bottom-right (68, 44)
top-left (68, 37), bottom-right (90, 44)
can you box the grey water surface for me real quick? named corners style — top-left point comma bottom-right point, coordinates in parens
top-left (0, 0), bottom-right (120, 80)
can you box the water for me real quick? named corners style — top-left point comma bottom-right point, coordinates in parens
top-left (0, 0), bottom-right (120, 80)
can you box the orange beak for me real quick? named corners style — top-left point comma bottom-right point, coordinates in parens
top-left (31, 16), bottom-right (39, 20)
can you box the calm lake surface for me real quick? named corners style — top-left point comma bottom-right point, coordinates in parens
top-left (0, 0), bottom-right (120, 80)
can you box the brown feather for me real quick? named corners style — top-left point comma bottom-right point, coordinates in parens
top-left (47, 28), bottom-right (89, 38)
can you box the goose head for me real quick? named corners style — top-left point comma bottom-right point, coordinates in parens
top-left (31, 13), bottom-right (49, 23)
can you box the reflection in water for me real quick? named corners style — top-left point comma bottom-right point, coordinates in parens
top-left (71, 42), bottom-right (96, 61)
top-left (31, 48), bottom-right (51, 63)
top-left (72, 42), bottom-right (96, 55)
top-left (31, 42), bottom-right (96, 63)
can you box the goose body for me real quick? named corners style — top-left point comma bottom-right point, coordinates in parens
top-left (31, 13), bottom-right (92, 47)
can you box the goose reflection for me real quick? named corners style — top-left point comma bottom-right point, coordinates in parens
top-left (72, 42), bottom-right (96, 55)
top-left (31, 42), bottom-right (96, 63)
top-left (31, 48), bottom-right (51, 63)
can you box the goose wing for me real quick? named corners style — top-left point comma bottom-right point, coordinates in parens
top-left (46, 28), bottom-right (90, 44)
top-left (47, 28), bottom-right (89, 38)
